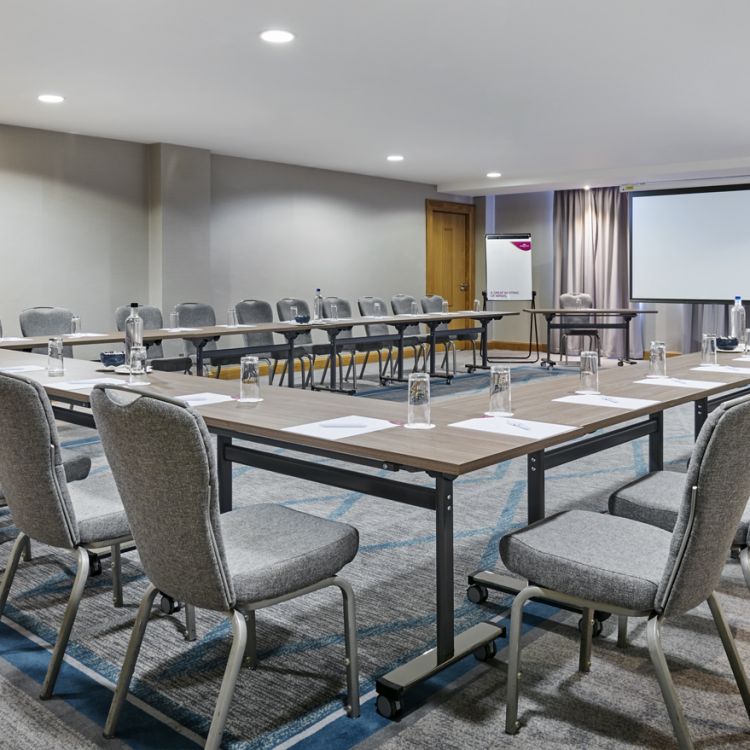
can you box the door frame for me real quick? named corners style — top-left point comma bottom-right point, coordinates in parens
top-left (425, 200), bottom-right (476, 325)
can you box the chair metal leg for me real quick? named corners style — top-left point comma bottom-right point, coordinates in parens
top-left (646, 614), bottom-right (694, 750)
top-left (707, 592), bottom-right (750, 719)
top-left (505, 586), bottom-right (538, 734)
top-left (359, 351), bottom-right (371, 380)
top-left (104, 584), bottom-right (159, 738)
top-left (243, 610), bottom-right (257, 668)
top-left (269, 359), bottom-right (277, 386)
top-left (277, 360), bottom-right (288, 386)
top-left (41, 547), bottom-right (90, 699)
top-left (739, 547), bottom-right (750, 592)
top-left (334, 578), bottom-right (360, 717)
top-left (185, 604), bottom-right (197, 641)
top-left (0, 532), bottom-right (28, 618)
top-left (111, 543), bottom-right (123, 608)
top-left (579, 607), bottom-right (593, 672)
top-left (320, 357), bottom-right (330, 386)
top-left (205, 610), bottom-right (247, 750)
top-left (617, 615), bottom-right (628, 648)
top-left (22, 536), bottom-right (32, 562)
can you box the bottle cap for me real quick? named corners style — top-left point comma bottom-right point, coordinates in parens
top-left (130, 302), bottom-right (138, 307)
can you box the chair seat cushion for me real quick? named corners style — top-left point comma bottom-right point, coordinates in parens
top-left (68, 484), bottom-right (132, 544)
top-left (500, 510), bottom-right (672, 611)
top-left (610, 470), bottom-right (750, 546)
top-left (221, 504), bottom-right (358, 604)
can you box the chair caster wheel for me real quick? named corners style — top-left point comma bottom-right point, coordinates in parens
top-left (578, 616), bottom-right (603, 637)
top-left (88, 554), bottom-right (102, 577)
top-left (473, 640), bottom-right (497, 661)
top-left (466, 584), bottom-right (489, 604)
top-left (376, 694), bottom-right (403, 720)
top-left (159, 594), bottom-right (182, 615)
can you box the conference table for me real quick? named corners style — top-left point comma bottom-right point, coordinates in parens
top-left (2, 346), bottom-right (749, 719)
top-left (525, 307), bottom-right (657, 368)
top-left (0, 309), bottom-right (516, 389)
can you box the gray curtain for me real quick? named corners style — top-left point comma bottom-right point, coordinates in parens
top-left (553, 187), bottom-right (641, 358)
top-left (682, 304), bottom-right (731, 353)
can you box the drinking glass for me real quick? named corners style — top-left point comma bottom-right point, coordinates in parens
top-left (577, 351), bottom-right (599, 394)
top-left (289, 305), bottom-right (298, 321)
top-left (329, 303), bottom-right (338, 320)
top-left (240, 356), bottom-right (262, 402)
top-left (406, 372), bottom-right (433, 428)
top-left (128, 345), bottom-right (148, 385)
top-left (71, 315), bottom-right (81, 334)
top-left (701, 333), bottom-right (717, 366)
top-left (410, 301), bottom-right (419, 316)
top-left (744, 328), bottom-right (750, 354)
top-left (486, 364), bottom-right (512, 416)
top-left (227, 308), bottom-right (238, 327)
top-left (373, 301), bottom-right (383, 317)
top-left (169, 310), bottom-right (180, 329)
top-left (441, 300), bottom-right (449, 314)
top-left (473, 299), bottom-right (482, 313)
top-left (647, 341), bottom-right (667, 378)
top-left (47, 337), bottom-right (64, 377)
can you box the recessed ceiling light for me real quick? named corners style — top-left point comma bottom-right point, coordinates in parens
top-left (260, 29), bottom-right (295, 43)
top-left (486, 172), bottom-right (502, 179)
top-left (583, 184), bottom-right (591, 190)
top-left (387, 155), bottom-right (404, 162)
top-left (38, 94), bottom-right (64, 104)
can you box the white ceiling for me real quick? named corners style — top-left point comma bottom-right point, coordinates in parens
top-left (3, 0), bottom-right (750, 195)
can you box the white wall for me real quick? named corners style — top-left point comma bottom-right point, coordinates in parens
top-left (0, 125), bottom-right (148, 342)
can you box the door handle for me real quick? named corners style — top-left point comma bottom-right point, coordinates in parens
top-left (458, 282), bottom-right (469, 292)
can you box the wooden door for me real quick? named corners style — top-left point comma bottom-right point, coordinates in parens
top-left (426, 200), bottom-right (475, 337)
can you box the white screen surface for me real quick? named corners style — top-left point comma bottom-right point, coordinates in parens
top-left (485, 235), bottom-right (533, 301)
top-left (631, 188), bottom-right (750, 302)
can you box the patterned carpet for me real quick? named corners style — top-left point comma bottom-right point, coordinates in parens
top-left (1, 366), bottom-right (749, 749)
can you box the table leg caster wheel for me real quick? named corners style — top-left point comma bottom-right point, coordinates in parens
top-left (376, 694), bottom-right (403, 720)
top-left (88, 554), bottom-right (102, 577)
top-left (578, 616), bottom-right (603, 637)
top-left (473, 640), bottom-right (497, 661)
top-left (160, 594), bottom-right (182, 615)
top-left (466, 583), bottom-right (489, 604)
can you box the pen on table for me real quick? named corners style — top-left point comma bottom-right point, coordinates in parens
top-left (601, 396), bottom-right (619, 403)
top-left (507, 420), bottom-right (531, 431)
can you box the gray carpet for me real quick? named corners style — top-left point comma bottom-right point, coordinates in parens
top-left (1, 367), bottom-right (749, 748)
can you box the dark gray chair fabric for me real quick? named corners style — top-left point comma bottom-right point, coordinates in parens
top-left (356, 296), bottom-right (395, 380)
top-left (420, 293), bottom-right (478, 372)
top-left (499, 393), bottom-right (750, 746)
top-left (19, 306), bottom-right (74, 356)
top-left (276, 298), bottom-right (320, 387)
top-left (91, 386), bottom-right (361, 748)
top-left (235, 299), bottom-right (285, 384)
top-left (559, 292), bottom-right (600, 363)
top-left (320, 297), bottom-right (357, 386)
top-left (115, 304), bottom-right (165, 358)
top-left (0, 453), bottom-right (91, 504)
top-left (0, 372), bottom-right (131, 699)
top-left (390, 294), bottom-right (427, 373)
top-left (174, 302), bottom-right (218, 356)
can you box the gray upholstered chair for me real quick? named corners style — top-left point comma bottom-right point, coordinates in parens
top-left (235, 299), bottom-right (286, 385)
top-left (91, 386), bottom-right (360, 749)
top-left (19, 306), bottom-right (74, 356)
top-left (420, 294), bottom-right (478, 373)
top-left (356, 296), bottom-right (395, 381)
top-left (558, 292), bottom-right (600, 364)
top-left (321, 297), bottom-right (357, 388)
top-left (276, 298), bottom-right (319, 387)
top-left (390, 294), bottom-right (427, 372)
top-left (0, 373), bottom-right (132, 700)
top-left (174, 301), bottom-right (219, 356)
top-left (114, 304), bottom-right (191, 374)
top-left (499, 393), bottom-right (750, 748)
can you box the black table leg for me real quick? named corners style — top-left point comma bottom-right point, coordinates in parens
top-left (435, 474), bottom-right (454, 662)
top-left (648, 411), bottom-right (664, 472)
top-left (527, 450), bottom-right (546, 522)
top-left (480, 319), bottom-right (489, 368)
top-left (283, 331), bottom-right (299, 388)
top-left (694, 397), bottom-right (708, 438)
top-left (428, 323), bottom-right (438, 377)
top-left (217, 435), bottom-right (233, 513)
top-left (396, 324), bottom-right (406, 381)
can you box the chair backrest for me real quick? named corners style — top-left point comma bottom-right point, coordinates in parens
top-left (421, 294), bottom-right (449, 331)
top-left (19, 306), bottom-right (74, 356)
top-left (91, 386), bottom-right (235, 611)
top-left (391, 294), bottom-right (421, 337)
top-left (0, 373), bottom-right (79, 548)
top-left (115, 304), bottom-right (164, 358)
top-left (175, 302), bottom-right (217, 354)
top-left (235, 299), bottom-right (276, 349)
top-left (559, 293), bottom-right (594, 328)
top-left (323, 297), bottom-right (353, 339)
top-left (276, 298), bottom-right (312, 346)
top-left (656, 394), bottom-right (750, 616)
top-left (0, 319), bottom-right (3, 338)
top-left (357, 296), bottom-right (390, 337)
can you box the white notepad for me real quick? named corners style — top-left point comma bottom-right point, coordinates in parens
top-left (449, 416), bottom-right (575, 439)
top-left (52, 378), bottom-right (123, 391)
top-left (283, 415), bottom-right (397, 440)
top-left (690, 364), bottom-right (750, 374)
top-left (176, 392), bottom-right (234, 407)
top-left (0, 365), bottom-right (45, 373)
top-left (0, 337), bottom-right (28, 342)
top-left (634, 377), bottom-right (724, 390)
top-left (554, 394), bottom-right (659, 410)
top-left (67, 333), bottom-right (106, 338)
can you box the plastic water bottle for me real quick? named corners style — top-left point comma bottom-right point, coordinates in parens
top-left (313, 288), bottom-right (323, 321)
top-left (731, 296), bottom-right (746, 342)
top-left (124, 302), bottom-right (143, 360)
